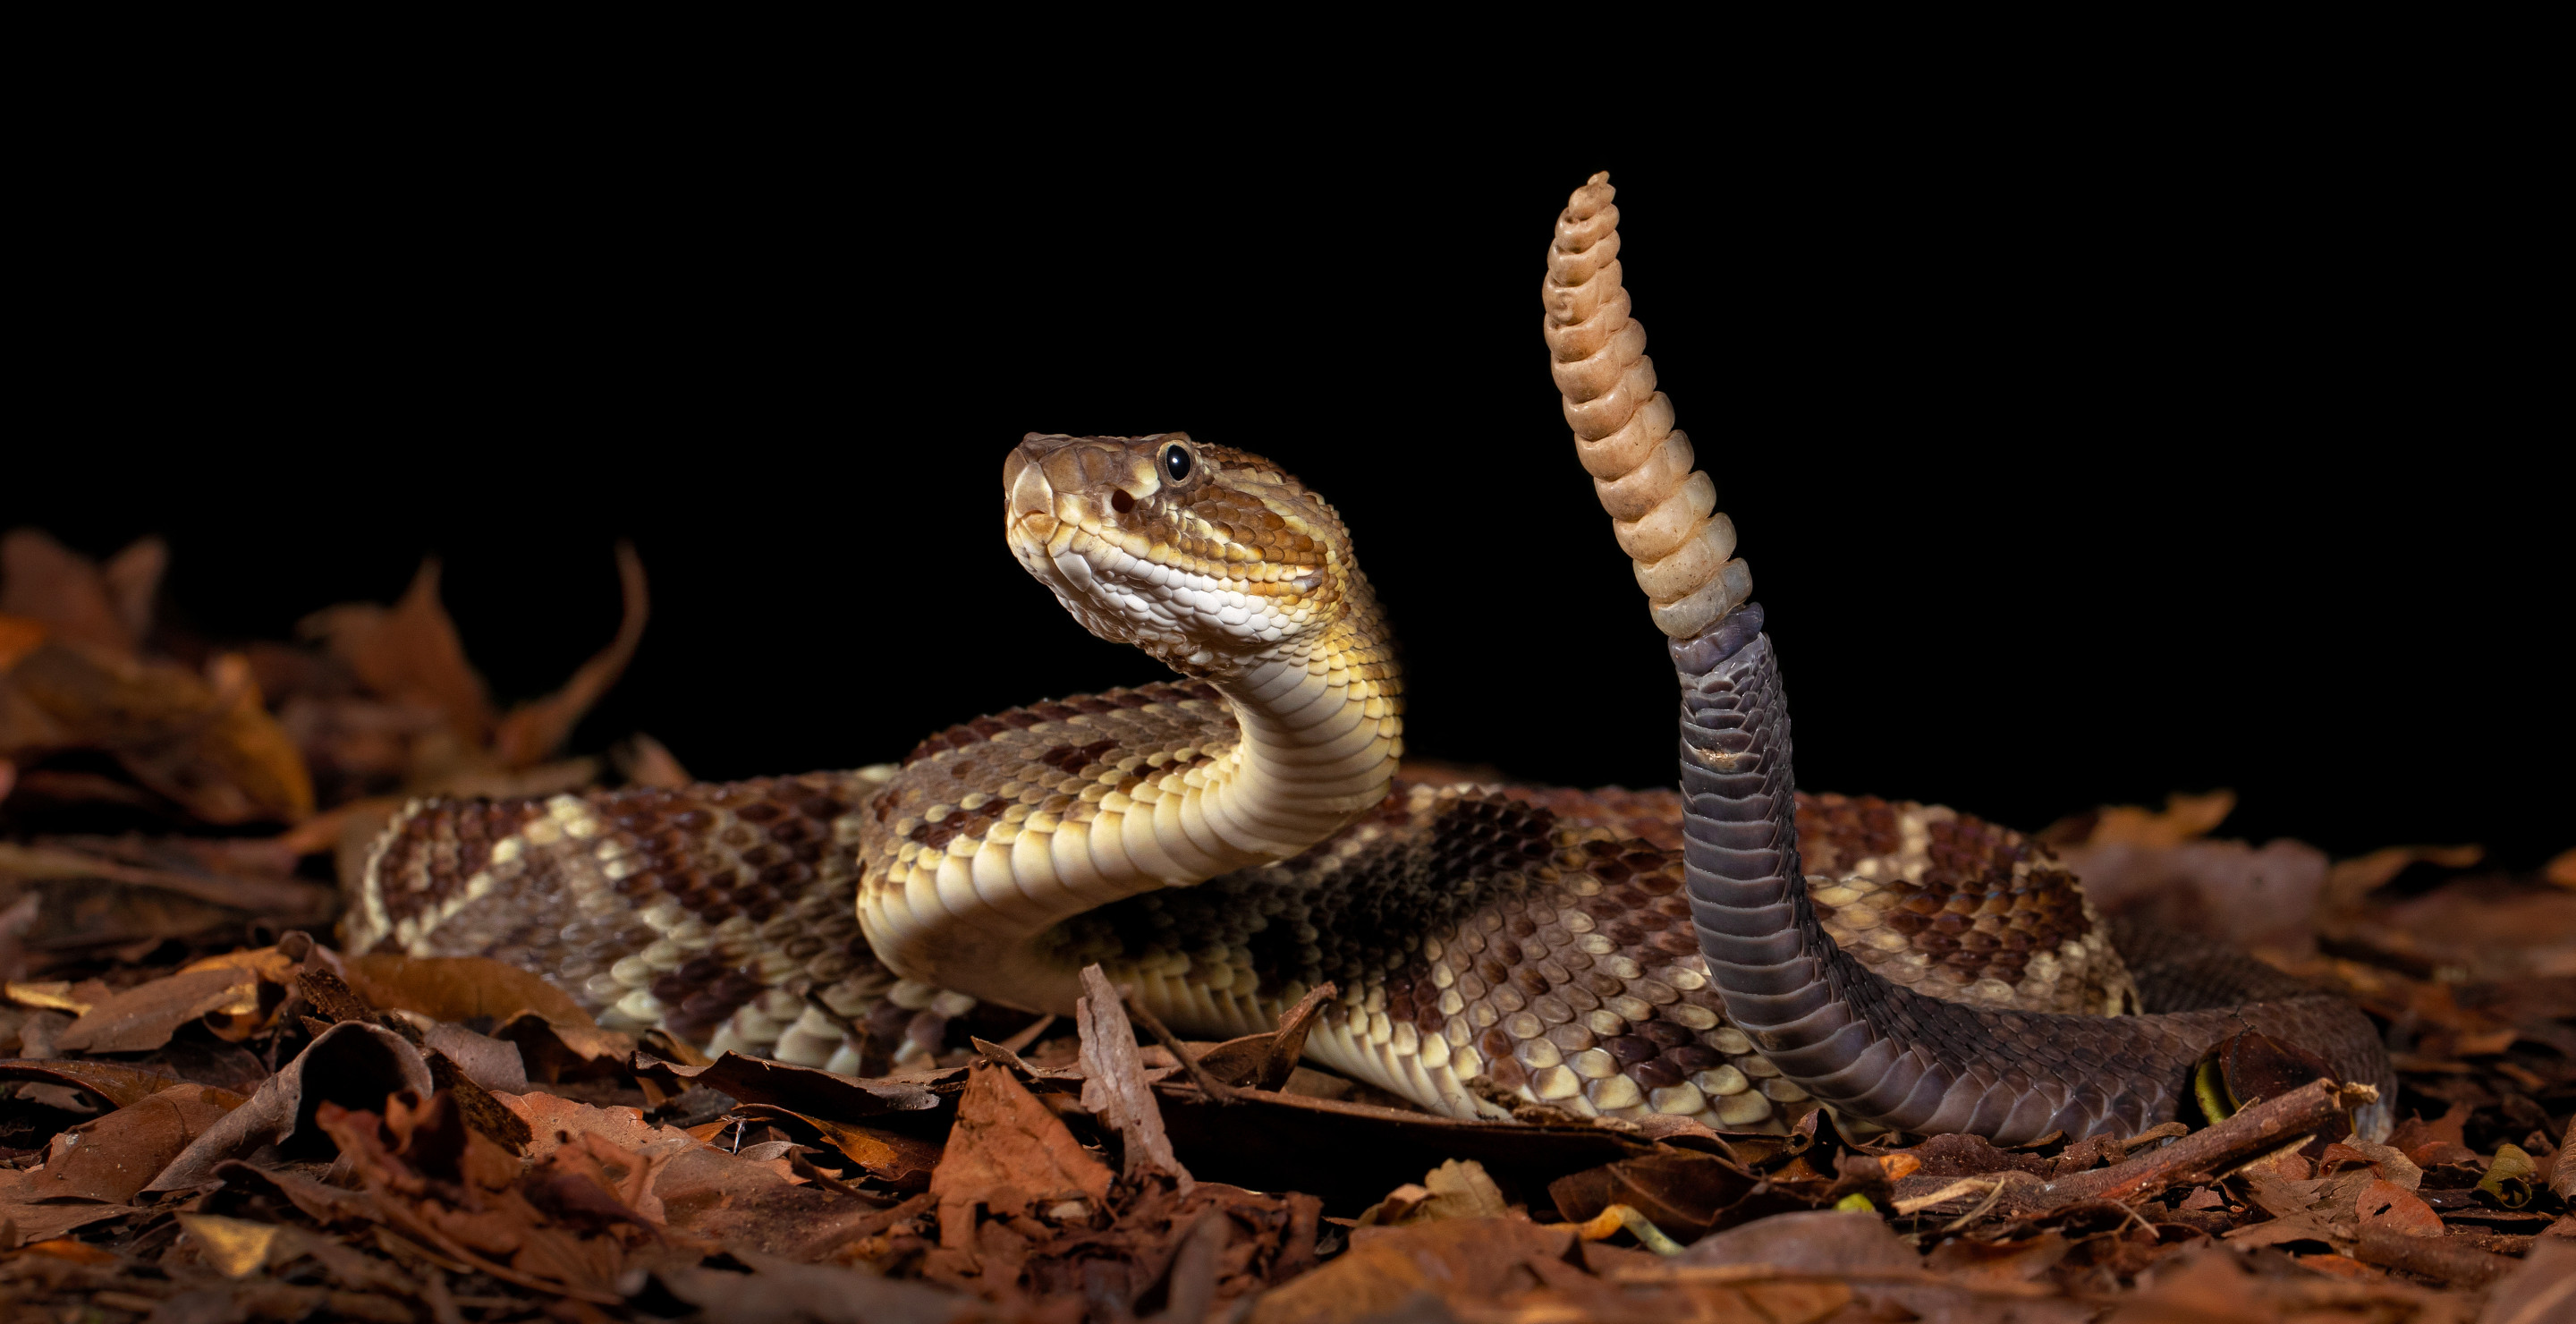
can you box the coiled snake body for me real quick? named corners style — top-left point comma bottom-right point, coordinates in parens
top-left (351, 178), bottom-right (2392, 1142)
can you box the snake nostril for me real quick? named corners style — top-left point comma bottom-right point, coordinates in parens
top-left (1111, 489), bottom-right (1136, 514)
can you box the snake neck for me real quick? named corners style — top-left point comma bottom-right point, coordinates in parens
top-left (857, 605), bottom-right (1402, 1016)
top-left (1671, 606), bottom-right (2393, 1142)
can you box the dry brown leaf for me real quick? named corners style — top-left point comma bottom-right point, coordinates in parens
top-left (1357, 1158), bottom-right (1508, 1227)
top-left (346, 953), bottom-right (594, 1028)
top-left (0, 614), bottom-right (46, 674)
top-left (2355, 1178), bottom-right (2445, 1237)
top-left (2325, 843), bottom-right (2487, 908)
top-left (0, 1058), bottom-right (210, 1109)
top-left (17, 1082), bottom-right (238, 1202)
top-left (56, 965), bottom-right (256, 1053)
top-left (150, 1021), bottom-right (436, 1192)
top-left (931, 1060), bottom-right (1114, 1255)
top-left (315, 1091), bottom-right (636, 1304)
top-left (1076, 963), bottom-right (1189, 1186)
top-left (631, 1049), bottom-right (941, 1119)
top-left (1550, 1147), bottom-right (1759, 1243)
top-left (301, 559), bottom-right (496, 747)
top-left (1249, 1218), bottom-right (1577, 1324)
top-left (0, 530), bottom-right (140, 658)
top-left (2074, 790), bottom-right (2238, 848)
top-left (722, 1102), bottom-right (944, 1188)
top-left (0, 638), bottom-right (314, 823)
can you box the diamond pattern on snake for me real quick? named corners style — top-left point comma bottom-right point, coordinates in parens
top-left (349, 432), bottom-right (2141, 1135)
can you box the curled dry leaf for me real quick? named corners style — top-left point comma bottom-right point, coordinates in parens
top-left (1357, 1158), bottom-right (1508, 1227)
top-left (718, 1101), bottom-right (945, 1189)
top-left (149, 1020), bottom-right (436, 1191)
top-left (631, 1048), bottom-right (942, 1119)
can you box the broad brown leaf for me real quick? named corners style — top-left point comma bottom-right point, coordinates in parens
top-left (56, 966), bottom-right (256, 1053)
top-left (346, 953), bottom-right (594, 1028)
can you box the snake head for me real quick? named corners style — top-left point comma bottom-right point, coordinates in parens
top-left (1004, 432), bottom-right (1360, 675)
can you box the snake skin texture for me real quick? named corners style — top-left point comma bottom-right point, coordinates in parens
top-left (355, 755), bottom-right (2144, 1133)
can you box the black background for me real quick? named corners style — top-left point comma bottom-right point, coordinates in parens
top-left (11, 114), bottom-right (2563, 869)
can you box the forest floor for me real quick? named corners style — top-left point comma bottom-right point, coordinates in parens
top-left (3, 530), bottom-right (2570, 1323)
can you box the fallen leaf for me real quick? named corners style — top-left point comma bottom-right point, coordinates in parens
top-left (1673, 1209), bottom-right (1919, 1272)
top-left (57, 966), bottom-right (256, 1053)
top-left (1358, 1158), bottom-right (1508, 1226)
top-left (496, 1011), bottom-right (637, 1083)
top-left (2355, 1178), bottom-right (2444, 1237)
top-left (2325, 843), bottom-right (2485, 908)
top-left (18, 1082), bottom-right (237, 1202)
top-left (0, 1057), bottom-right (207, 1109)
top-left (316, 1091), bottom-right (636, 1303)
top-left (1549, 1148), bottom-right (1759, 1243)
top-left (0, 530), bottom-right (142, 658)
top-left (2, 637), bottom-right (314, 823)
top-left (149, 1021), bottom-right (436, 1191)
top-left (930, 1060), bottom-right (1113, 1256)
top-left (2480, 1237), bottom-right (2576, 1324)
top-left (300, 559), bottom-right (496, 749)
top-left (1247, 1218), bottom-right (1573, 1324)
top-left (1076, 963), bottom-right (1189, 1186)
top-left (175, 1213), bottom-right (284, 1277)
top-left (346, 953), bottom-right (594, 1028)
top-left (718, 1102), bottom-right (944, 1189)
top-left (425, 1022), bottom-right (529, 1094)
top-left (642, 1251), bottom-right (980, 1324)
top-left (632, 1049), bottom-right (941, 1119)
top-left (0, 613), bottom-right (49, 672)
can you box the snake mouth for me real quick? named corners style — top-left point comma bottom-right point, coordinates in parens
top-left (1004, 437), bottom-right (1063, 544)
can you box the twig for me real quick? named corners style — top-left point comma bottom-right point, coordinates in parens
top-left (2354, 1225), bottom-right (2518, 1287)
top-left (1114, 982), bottom-right (1239, 1105)
top-left (2006, 1077), bottom-right (2376, 1215)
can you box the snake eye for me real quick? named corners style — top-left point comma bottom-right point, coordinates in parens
top-left (1161, 443), bottom-right (1193, 484)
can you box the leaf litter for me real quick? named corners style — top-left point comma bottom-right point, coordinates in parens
top-left (1, 533), bottom-right (2571, 1320)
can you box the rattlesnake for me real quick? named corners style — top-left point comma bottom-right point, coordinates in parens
top-left (350, 174), bottom-right (2391, 1142)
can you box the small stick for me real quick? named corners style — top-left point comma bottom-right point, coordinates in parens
top-left (1115, 984), bottom-right (1240, 1105)
top-left (2007, 1078), bottom-right (2376, 1215)
top-left (2355, 1225), bottom-right (2517, 1287)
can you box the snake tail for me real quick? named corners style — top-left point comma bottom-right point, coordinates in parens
top-left (1545, 170), bottom-right (2394, 1142)
top-left (1543, 170), bottom-right (1749, 639)
top-left (1668, 613), bottom-right (2393, 1142)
